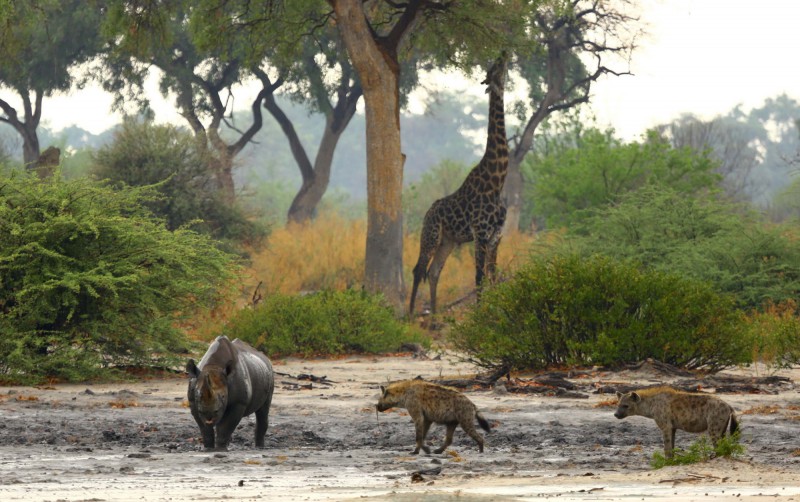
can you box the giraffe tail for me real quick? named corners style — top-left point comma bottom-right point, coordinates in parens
top-left (409, 259), bottom-right (428, 317)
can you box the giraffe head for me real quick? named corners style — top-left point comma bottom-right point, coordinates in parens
top-left (482, 53), bottom-right (508, 96)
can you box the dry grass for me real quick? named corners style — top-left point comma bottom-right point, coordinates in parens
top-left (241, 214), bottom-right (538, 312)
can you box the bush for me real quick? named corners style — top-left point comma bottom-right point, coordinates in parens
top-left (522, 128), bottom-right (720, 230)
top-left (224, 289), bottom-right (429, 357)
top-left (91, 119), bottom-right (264, 242)
top-left (570, 185), bottom-right (800, 311)
top-left (650, 432), bottom-right (745, 469)
top-left (0, 169), bottom-right (238, 383)
top-left (449, 254), bottom-right (749, 372)
top-left (743, 301), bottom-right (800, 368)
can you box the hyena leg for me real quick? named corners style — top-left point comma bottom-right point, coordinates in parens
top-left (662, 427), bottom-right (676, 459)
top-left (461, 420), bottom-right (485, 453)
top-left (434, 423), bottom-right (457, 454)
top-left (413, 417), bottom-right (432, 455)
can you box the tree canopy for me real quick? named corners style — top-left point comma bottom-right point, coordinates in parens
top-left (0, 0), bottom-right (105, 164)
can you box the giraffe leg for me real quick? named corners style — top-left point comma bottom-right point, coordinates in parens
top-left (410, 219), bottom-right (441, 317)
top-left (474, 238), bottom-right (490, 291)
top-left (487, 233), bottom-right (502, 283)
top-left (427, 239), bottom-right (456, 315)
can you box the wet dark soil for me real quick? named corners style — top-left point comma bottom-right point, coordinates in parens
top-left (1, 355), bottom-right (800, 501)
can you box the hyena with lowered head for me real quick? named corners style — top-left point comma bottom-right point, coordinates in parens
top-left (614, 386), bottom-right (739, 458)
top-left (376, 379), bottom-right (491, 454)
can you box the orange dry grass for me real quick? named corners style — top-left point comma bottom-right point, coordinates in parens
top-left (242, 214), bottom-right (538, 312)
top-left (244, 214), bottom-right (366, 295)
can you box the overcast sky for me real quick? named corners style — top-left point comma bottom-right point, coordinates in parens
top-left (16, 0), bottom-right (800, 140)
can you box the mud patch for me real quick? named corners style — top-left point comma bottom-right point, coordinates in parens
top-left (1, 356), bottom-right (800, 500)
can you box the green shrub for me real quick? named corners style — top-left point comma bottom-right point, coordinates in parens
top-left (91, 119), bottom-right (264, 242)
top-left (651, 432), bottom-right (745, 469)
top-left (224, 289), bottom-right (429, 357)
top-left (743, 301), bottom-right (800, 368)
top-left (0, 169), bottom-right (238, 383)
top-left (568, 185), bottom-right (800, 311)
top-left (449, 254), bottom-right (749, 372)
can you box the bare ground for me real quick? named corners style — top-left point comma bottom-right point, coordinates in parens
top-left (1, 354), bottom-right (800, 501)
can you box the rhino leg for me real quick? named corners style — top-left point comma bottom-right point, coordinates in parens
top-left (254, 404), bottom-right (270, 448)
top-left (214, 405), bottom-right (246, 451)
top-left (191, 408), bottom-right (216, 449)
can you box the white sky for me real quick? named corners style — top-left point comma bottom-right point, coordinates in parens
top-left (11, 0), bottom-right (800, 140)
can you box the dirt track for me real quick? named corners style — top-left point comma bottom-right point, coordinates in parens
top-left (1, 354), bottom-right (800, 501)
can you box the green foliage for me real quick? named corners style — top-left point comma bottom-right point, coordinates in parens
top-left (449, 254), bottom-right (748, 372)
top-left (743, 302), bottom-right (800, 368)
top-left (225, 290), bottom-right (429, 358)
top-left (522, 128), bottom-right (721, 230)
top-left (91, 120), bottom-right (264, 242)
top-left (0, 169), bottom-right (239, 383)
top-left (568, 185), bottom-right (800, 311)
top-left (403, 159), bottom-right (471, 233)
top-left (0, 0), bottom-right (102, 91)
top-left (651, 432), bottom-right (745, 469)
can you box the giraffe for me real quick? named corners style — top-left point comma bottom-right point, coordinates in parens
top-left (409, 54), bottom-right (509, 317)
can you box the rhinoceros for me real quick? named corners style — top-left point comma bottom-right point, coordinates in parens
top-left (187, 336), bottom-right (275, 450)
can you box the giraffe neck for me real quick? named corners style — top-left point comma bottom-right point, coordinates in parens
top-left (481, 82), bottom-right (508, 190)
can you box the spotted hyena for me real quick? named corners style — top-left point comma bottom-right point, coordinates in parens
top-left (376, 380), bottom-right (491, 454)
top-left (614, 386), bottom-right (739, 458)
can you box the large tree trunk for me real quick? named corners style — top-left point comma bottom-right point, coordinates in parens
top-left (1, 90), bottom-right (42, 167)
top-left (332, 0), bottom-right (406, 310)
top-left (503, 155), bottom-right (524, 232)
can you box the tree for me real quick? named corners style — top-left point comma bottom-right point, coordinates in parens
top-left (91, 119), bottom-right (261, 241)
top-left (254, 28), bottom-right (363, 224)
top-left (327, 0), bottom-right (531, 309)
top-left (189, 0), bottom-right (538, 308)
top-left (502, 0), bottom-right (639, 231)
top-left (102, 1), bottom-right (274, 204)
top-left (655, 115), bottom-right (764, 202)
top-left (0, 0), bottom-right (104, 166)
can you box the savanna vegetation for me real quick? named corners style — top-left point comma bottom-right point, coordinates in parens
top-left (1, 0), bottom-right (799, 384)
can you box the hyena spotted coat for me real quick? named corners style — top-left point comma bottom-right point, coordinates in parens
top-left (376, 380), bottom-right (491, 454)
top-left (614, 386), bottom-right (739, 458)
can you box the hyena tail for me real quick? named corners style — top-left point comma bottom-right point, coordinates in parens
top-left (728, 413), bottom-right (739, 435)
top-left (476, 412), bottom-right (491, 433)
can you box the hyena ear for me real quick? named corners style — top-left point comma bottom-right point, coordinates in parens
top-left (380, 385), bottom-right (386, 394)
top-left (630, 392), bottom-right (641, 402)
top-left (615, 391), bottom-right (623, 399)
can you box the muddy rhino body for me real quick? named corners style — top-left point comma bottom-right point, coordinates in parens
top-left (614, 386), bottom-right (738, 459)
top-left (187, 336), bottom-right (275, 450)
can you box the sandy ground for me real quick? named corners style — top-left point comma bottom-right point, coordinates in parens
top-left (1, 353), bottom-right (800, 501)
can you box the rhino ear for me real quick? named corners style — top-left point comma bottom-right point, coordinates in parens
top-left (225, 360), bottom-right (235, 376)
top-left (186, 359), bottom-right (199, 378)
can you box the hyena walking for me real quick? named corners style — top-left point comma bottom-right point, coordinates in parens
top-left (614, 386), bottom-right (739, 459)
top-left (376, 380), bottom-right (491, 454)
